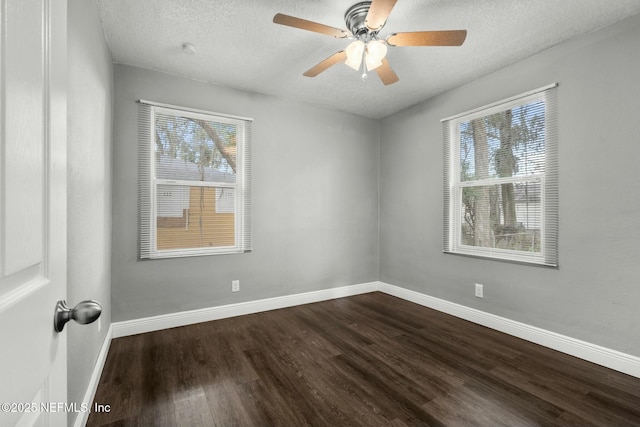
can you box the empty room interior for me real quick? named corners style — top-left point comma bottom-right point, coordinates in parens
top-left (3, 0), bottom-right (640, 426)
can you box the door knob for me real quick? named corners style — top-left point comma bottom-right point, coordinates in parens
top-left (54, 300), bottom-right (102, 332)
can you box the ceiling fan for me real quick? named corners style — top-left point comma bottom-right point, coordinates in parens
top-left (273, 0), bottom-right (467, 85)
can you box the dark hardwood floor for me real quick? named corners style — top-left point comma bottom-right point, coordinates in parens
top-left (87, 292), bottom-right (640, 426)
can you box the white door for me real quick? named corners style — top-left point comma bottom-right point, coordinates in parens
top-left (0, 0), bottom-right (68, 426)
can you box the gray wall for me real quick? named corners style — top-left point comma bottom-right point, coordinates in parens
top-left (67, 0), bottom-right (113, 422)
top-left (380, 13), bottom-right (640, 357)
top-left (111, 65), bottom-right (380, 321)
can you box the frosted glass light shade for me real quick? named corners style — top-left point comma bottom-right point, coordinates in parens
top-left (345, 40), bottom-right (365, 70)
top-left (365, 40), bottom-right (387, 71)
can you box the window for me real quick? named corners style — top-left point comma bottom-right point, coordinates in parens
top-left (138, 101), bottom-right (252, 259)
top-left (442, 84), bottom-right (558, 266)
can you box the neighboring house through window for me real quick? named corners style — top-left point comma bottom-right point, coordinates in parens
top-left (138, 101), bottom-right (252, 259)
top-left (442, 84), bottom-right (558, 266)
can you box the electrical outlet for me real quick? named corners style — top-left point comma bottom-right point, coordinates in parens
top-left (232, 280), bottom-right (240, 292)
top-left (475, 283), bottom-right (484, 298)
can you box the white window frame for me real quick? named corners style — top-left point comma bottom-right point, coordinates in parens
top-left (443, 84), bottom-right (558, 266)
top-left (138, 101), bottom-right (252, 259)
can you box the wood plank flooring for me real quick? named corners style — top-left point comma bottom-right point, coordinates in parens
top-left (87, 292), bottom-right (640, 426)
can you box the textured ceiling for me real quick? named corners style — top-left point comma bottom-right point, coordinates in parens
top-left (96, 0), bottom-right (640, 119)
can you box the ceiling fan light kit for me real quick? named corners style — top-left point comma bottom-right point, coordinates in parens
top-left (345, 40), bottom-right (365, 70)
top-left (365, 40), bottom-right (387, 70)
top-left (273, 0), bottom-right (467, 85)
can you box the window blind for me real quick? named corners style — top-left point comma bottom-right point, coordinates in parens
top-left (138, 101), bottom-right (252, 259)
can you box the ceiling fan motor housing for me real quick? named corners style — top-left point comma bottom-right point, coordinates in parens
top-left (345, 1), bottom-right (383, 37)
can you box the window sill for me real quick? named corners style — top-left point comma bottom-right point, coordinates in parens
top-left (444, 248), bottom-right (557, 268)
top-left (143, 247), bottom-right (249, 260)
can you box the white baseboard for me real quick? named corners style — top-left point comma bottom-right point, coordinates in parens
top-left (112, 281), bottom-right (379, 338)
top-left (74, 324), bottom-right (113, 427)
top-left (377, 282), bottom-right (640, 378)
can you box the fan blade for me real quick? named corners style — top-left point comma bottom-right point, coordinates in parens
top-left (375, 58), bottom-right (399, 85)
top-left (273, 13), bottom-right (350, 38)
top-left (387, 30), bottom-right (467, 46)
top-left (365, 0), bottom-right (398, 31)
top-left (303, 50), bottom-right (347, 77)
